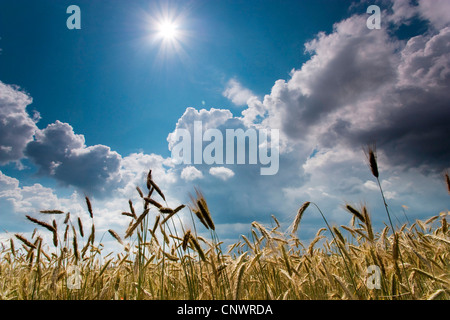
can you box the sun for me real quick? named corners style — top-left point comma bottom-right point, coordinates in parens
top-left (142, 5), bottom-right (190, 61)
top-left (158, 20), bottom-right (178, 40)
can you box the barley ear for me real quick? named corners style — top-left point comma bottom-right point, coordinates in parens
top-left (182, 230), bottom-right (191, 251)
top-left (25, 215), bottom-right (56, 233)
top-left (40, 210), bottom-right (65, 214)
top-left (85, 196), bottom-right (93, 219)
top-left (344, 204), bottom-right (365, 224)
top-left (364, 144), bottom-right (379, 178)
top-left (136, 186), bottom-right (144, 198)
top-left (149, 179), bottom-right (166, 201)
top-left (292, 202), bottom-right (310, 234)
top-left (77, 217), bottom-right (84, 237)
top-left (108, 229), bottom-right (123, 245)
top-left (445, 171), bottom-right (450, 195)
top-left (15, 234), bottom-right (36, 249)
top-left (146, 169), bottom-right (152, 190)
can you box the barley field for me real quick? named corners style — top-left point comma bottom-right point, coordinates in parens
top-left (1, 149), bottom-right (449, 300)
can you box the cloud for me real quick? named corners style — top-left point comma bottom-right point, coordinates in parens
top-left (0, 81), bottom-right (38, 165)
top-left (165, 107), bottom-right (302, 225)
top-left (0, 170), bottom-right (86, 234)
top-left (389, 0), bottom-right (418, 24)
top-left (167, 107), bottom-right (236, 155)
top-left (261, 15), bottom-right (399, 141)
top-left (0, 170), bottom-right (18, 190)
top-left (417, 0), bottom-right (450, 29)
top-left (398, 27), bottom-right (450, 88)
top-left (181, 166), bottom-right (203, 181)
top-left (167, 107), bottom-right (236, 151)
top-left (209, 167), bottom-right (235, 181)
top-left (119, 152), bottom-right (177, 187)
top-left (222, 78), bottom-right (256, 106)
top-left (238, 8), bottom-right (450, 171)
top-left (0, 174), bottom-right (64, 214)
top-left (25, 120), bottom-right (122, 195)
top-left (116, 152), bottom-right (179, 206)
top-left (389, 0), bottom-right (450, 29)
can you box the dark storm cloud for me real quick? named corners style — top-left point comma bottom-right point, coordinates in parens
top-left (341, 87), bottom-right (450, 169)
top-left (25, 121), bottom-right (122, 195)
top-left (258, 14), bottom-right (450, 171)
top-left (320, 26), bottom-right (450, 170)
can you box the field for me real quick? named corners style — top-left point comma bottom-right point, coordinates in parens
top-left (0, 148), bottom-right (449, 300)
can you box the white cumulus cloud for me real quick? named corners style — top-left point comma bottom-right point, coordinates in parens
top-left (223, 78), bottom-right (256, 106)
top-left (209, 167), bottom-right (235, 181)
top-left (0, 81), bottom-right (38, 165)
top-left (181, 166), bottom-right (203, 181)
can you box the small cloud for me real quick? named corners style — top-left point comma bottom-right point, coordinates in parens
top-left (181, 166), bottom-right (203, 181)
top-left (384, 191), bottom-right (397, 200)
top-left (209, 167), bottom-right (235, 181)
top-left (363, 180), bottom-right (378, 191)
top-left (32, 110), bottom-right (41, 123)
top-left (223, 78), bottom-right (256, 106)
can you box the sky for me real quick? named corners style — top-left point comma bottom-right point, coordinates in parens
top-left (0, 0), bottom-right (449, 251)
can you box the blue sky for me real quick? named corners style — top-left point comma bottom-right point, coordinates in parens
top-left (0, 0), bottom-right (352, 156)
top-left (1, 0), bottom-right (449, 250)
